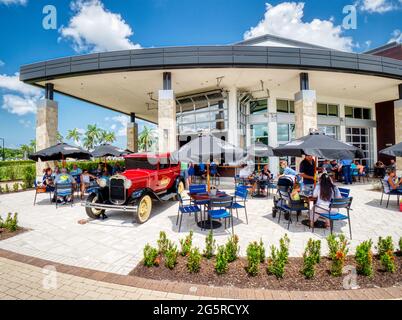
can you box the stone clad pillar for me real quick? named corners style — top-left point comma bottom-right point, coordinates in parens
top-left (158, 90), bottom-right (177, 153)
top-left (227, 87), bottom-right (238, 147)
top-left (394, 98), bottom-right (402, 174)
top-left (127, 122), bottom-right (138, 153)
top-left (294, 90), bottom-right (318, 138)
top-left (36, 99), bottom-right (58, 178)
top-left (127, 112), bottom-right (138, 152)
top-left (267, 96), bottom-right (279, 177)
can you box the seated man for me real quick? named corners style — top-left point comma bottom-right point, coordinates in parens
top-left (54, 168), bottom-right (76, 203)
top-left (70, 164), bottom-right (82, 177)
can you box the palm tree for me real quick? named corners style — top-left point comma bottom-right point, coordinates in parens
top-left (29, 140), bottom-right (36, 153)
top-left (138, 126), bottom-right (155, 152)
top-left (56, 131), bottom-right (64, 143)
top-left (66, 128), bottom-right (81, 144)
top-left (20, 144), bottom-right (31, 160)
top-left (99, 130), bottom-right (116, 145)
top-left (83, 124), bottom-right (101, 150)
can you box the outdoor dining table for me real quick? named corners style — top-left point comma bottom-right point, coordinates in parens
top-left (188, 191), bottom-right (229, 230)
top-left (298, 192), bottom-right (326, 229)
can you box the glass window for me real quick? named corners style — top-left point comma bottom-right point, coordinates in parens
top-left (317, 103), bottom-right (327, 115)
top-left (363, 108), bottom-right (371, 120)
top-left (345, 106), bottom-right (353, 118)
top-left (277, 99), bottom-right (288, 113)
top-left (328, 104), bottom-right (338, 116)
top-left (250, 99), bottom-right (267, 115)
top-left (289, 101), bottom-right (295, 113)
top-left (277, 124), bottom-right (289, 142)
top-left (125, 158), bottom-right (157, 170)
top-left (354, 107), bottom-right (362, 119)
top-left (346, 127), bottom-right (372, 167)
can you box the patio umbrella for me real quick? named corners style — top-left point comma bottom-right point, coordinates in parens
top-left (91, 144), bottom-right (131, 158)
top-left (379, 142), bottom-right (402, 157)
top-left (273, 133), bottom-right (364, 160)
top-left (170, 134), bottom-right (245, 190)
top-left (246, 141), bottom-right (275, 158)
top-left (29, 143), bottom-right (91, 164)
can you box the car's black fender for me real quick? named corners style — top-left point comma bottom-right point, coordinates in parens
top-left (129, 188), bottom-right (160, 202)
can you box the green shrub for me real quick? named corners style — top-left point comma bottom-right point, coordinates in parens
top-left (267, 245), bottom-right (286, 279)
top-left (257, 239), bottom-right (265, 263)
top-left (143, 244), bottom-right (159, 267)
top-left (355, 240), bottom-right (373, 277)
top-left (399, 237), bottom-right (402, 256)
top-left (4, 184), bottom-right (10, 193)
top-left (180, 230), bottom-right (193, 256)
top-left (246, 241), bottom-right (261, 276)
top-left (164, 243), bottom-right (179, 270)
top-left (225, 234), bottom-right (239, 262)
top-left (7, 166), bottom-right (17, 181)
top-left (157, 231), bottom-right (170, 254)
top-left (22, 165), bottom-right (35, 188)
top-left (377, 236), bottom-right (395, 273)
top-left (215, 245), bottom-right (228, 275)
top-left (203, 230), bottom-right (216, 259)
top-left (187, 247), bottom-right (202, 273)
top-left (301, 239), bottom-right (321, 279)
top-left (279, 234), bottom-right (290, 264)
top-left (327, 235), bottom-right (349, 277)
top-left (0, 213), bottom-right (19, 232)
top-left (12, 182), bottom-right (19, 192)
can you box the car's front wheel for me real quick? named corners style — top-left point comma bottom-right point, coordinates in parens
top-left (85, 193), bottom-right (105, 219)
top-left (136, 194), bottom-right (152, 223)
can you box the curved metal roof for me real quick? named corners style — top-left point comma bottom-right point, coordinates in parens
top-left (20, 45), bottom-right (402, 83)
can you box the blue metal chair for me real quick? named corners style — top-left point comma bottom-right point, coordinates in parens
top-left (277, 189), bottom-right (308, 230)
top-left (208, 196), bottom-right (234, 235)
top-left (313, 197), bottom-right (353, 239)
top-left (189, 184), bottom-right (207, 195)
top-left (338, 187), bottom-right (350, 198)
top-left (380, 179), bottom-right (401, 208)
top-left (176, 193), bottom-right (201, 232)
top-left (230, 185), bottom-right (249, 224)
top-left (55, 182), bottom-right (74, 208)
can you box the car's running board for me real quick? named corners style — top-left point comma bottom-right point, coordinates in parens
top-left (82, 202), bottom-right (138, 212)
top-left (159, 193), bottom-right (176, 201)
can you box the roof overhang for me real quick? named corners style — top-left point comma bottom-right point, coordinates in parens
top-left (20, 46), bottom-right (402, 123)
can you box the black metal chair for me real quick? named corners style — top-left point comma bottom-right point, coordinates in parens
top-left (379, 179), bottom-right (401, 208)
top-left (313, 197), bottom-right (353, 239)
top-left (276, 188), bottom-right (308, 230)
top-left (207, 196), bottom-right (234, 235)
top-left (54, 182), bottom-right (74, 208)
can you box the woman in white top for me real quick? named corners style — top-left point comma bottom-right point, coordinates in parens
top-left (311, 173), bottom-right (342, 228)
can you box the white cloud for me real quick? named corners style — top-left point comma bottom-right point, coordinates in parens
top-left (243, 2), bottom-right (354, 52)
top-left (0, 72), bottom-right (42, 115)
top-left (2, 94), bottom-right (37, 115)
top-left (59, 0), bottom-right (141, 53)
top-left (18, 119), bottom-right (32, 128)
top-left (0, 60), bottom-right (4, 67)
top-left (0, 72), bottom-right (41, 96)
top-left (105, 115), bottom-right (129, 137)
top-left (389, 29), bottom-right (402, 43)
top-left (357, 0), bottom-right (398, 13)
top-left (0, 0), bottom-right (27, 5)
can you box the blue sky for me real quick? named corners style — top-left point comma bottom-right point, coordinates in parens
top-left (0, 0), bottom-right (401, 149)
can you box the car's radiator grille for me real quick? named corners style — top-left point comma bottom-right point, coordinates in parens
top-left (110, 178), bottom-right (125, 204)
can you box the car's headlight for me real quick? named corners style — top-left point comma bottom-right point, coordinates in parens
top-left (124, 178), bottom-right (132, 189)
top-left (98, 178), bottom-right (107, 188)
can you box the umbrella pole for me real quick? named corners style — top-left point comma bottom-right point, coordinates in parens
top-left (314, 157), bottom-right (317, 187)
top-left (62, 154), bottom-right (66, 168)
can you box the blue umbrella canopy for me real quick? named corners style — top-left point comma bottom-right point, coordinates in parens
top-left (273, 133), bottom-right (364, 159)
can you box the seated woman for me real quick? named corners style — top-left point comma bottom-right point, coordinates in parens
top-left (311, 173), bottom-right (342, 228)
top-left (259, 164), bottom-right (272, 196)
top-left (42, 168), bottom-right (54, 191)
top-left (383, 169), bottom-right (402, 192)
top-left (80, 169), bottom-right (97, 199)
top-left (375, 161), bottom-right (386, 178)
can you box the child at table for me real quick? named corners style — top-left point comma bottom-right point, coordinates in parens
top-left (291, 182), bottom-right (301, 201)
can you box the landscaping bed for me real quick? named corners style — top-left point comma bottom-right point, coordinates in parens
top-left (0, 213), bottom-right (28, 241)
top-left (0, 227), bottom-right (28, 241)
top-left (131, 254), bottom-right (401, 291)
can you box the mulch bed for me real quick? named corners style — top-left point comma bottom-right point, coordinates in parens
top-left (0, 227), bottom-right (29, 241)
top-left (130, 254), bottom-right (402, 291)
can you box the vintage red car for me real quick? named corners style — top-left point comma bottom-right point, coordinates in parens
top-left (84, 153), bottom-right (184, 223)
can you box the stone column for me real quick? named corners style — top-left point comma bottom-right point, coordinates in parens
top-left (158, 90), bottom-right (177, 153)
top-left (127, 122), bottom-right (138, 152)
top-left (227, 87), bottom-right (238, 147)
top-left (294, 90), bottom-right (318, 138)
top-left (267, 96), bottom-right (279, 176)
top-left (394, 99), bottom-right (402, 175)
top-left (36, 99), bottom-right (58, 178)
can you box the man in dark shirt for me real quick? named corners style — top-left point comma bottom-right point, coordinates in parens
top-left (299, 155), bottom-right (316, 187)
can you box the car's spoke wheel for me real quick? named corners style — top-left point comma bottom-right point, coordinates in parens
top-left (177, 181), bottom-right (185, 194)
top-left (85, 193), bottom-right (105, 219)
top-left (136, 195), bottom-right (152, 223)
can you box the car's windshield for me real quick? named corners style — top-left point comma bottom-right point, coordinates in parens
top-left (125, 158), bottom-right (157, 170)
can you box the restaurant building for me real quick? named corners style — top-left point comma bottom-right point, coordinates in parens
top-left (20, 34), bottom-right (402, 176)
